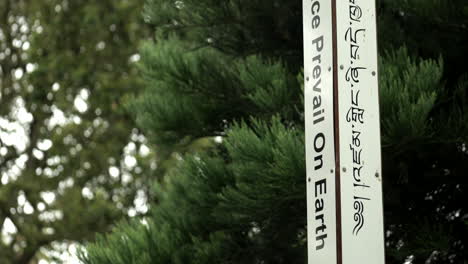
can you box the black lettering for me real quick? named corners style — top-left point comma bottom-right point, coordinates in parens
top-left (312, 78), bottom-right (321, 92)
top-left (315, 178), bottom-right (327, 195)
top-left (313, 95), bottom-right (322, 110)
top-left (315, 198), bottom-right (324, 212)
top-left (314, 155), bottom-right (323, 170)
top-left (312, 15), bottom-right (320, 29)
top-left (316, 233), bottom-right (327, 250)
top-left (312, 54), bottom-right (322, 65)
top-left (313, 65), bottom-right (321, 79)
top-left (312, 36), bottom-right (323, 52)
top-left (311, 1), bottom-right (320, 14)
top-left (314, 133), bottom-right (325, 153)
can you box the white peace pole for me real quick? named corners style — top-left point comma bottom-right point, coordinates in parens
top-left (303, 0), bottom-right (337, 263)
top-left (304, 0), bottom-right (385, 263)
top-left (336, 0), bottom-right (385, 263)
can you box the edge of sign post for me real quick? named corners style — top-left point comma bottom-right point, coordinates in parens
top-left (331, 0), bottom-right (342, 263)
top-left (372, 3), bottom-right (387, 262)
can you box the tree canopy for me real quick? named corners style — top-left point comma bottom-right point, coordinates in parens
top-left (0, 0), bottom-right (151, 263)
top-left (57, 0), bottom-right (468, 263)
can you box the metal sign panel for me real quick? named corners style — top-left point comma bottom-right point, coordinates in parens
top-left (303, 0), bottom-right (337, 263)
top-left (336, 0), bottom-right (385, 263)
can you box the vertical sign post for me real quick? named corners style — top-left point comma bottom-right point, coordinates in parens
top-left (304, 0), bottom-right (385, 263)
top-left (336, 0), bottom-right (385, 263)
top-left (303, 0), bottom-right (337, 263)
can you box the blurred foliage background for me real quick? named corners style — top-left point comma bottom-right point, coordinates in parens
top-left (0, 0), bottom-right (154, 263)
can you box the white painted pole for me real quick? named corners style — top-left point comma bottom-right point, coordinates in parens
top-left (304, 0), bottom-right (385, 263)
top-left (336, 0), bottom-right (385, 263)
top-left (303, 0), bottom-right (337, 263)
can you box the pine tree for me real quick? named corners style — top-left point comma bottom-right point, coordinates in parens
top-left (80, 0), bottom-right (468, 263)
